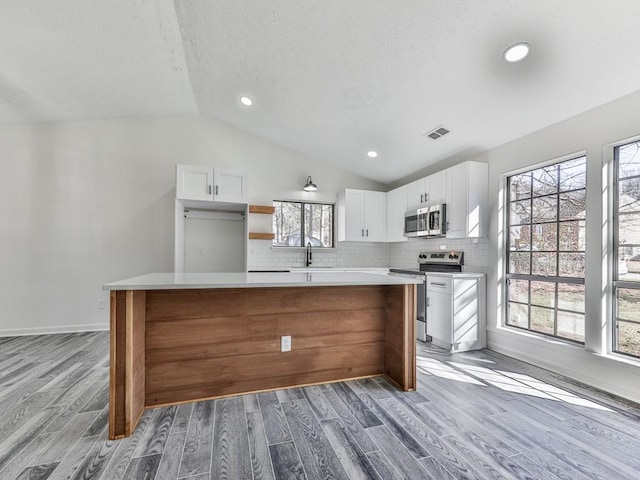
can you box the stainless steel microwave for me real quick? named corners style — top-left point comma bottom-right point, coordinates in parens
top-left (404, 203), bottom-right (446, 237)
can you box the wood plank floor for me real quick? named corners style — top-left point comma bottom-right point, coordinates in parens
top-left (2, 332), bottom-right (640, 479)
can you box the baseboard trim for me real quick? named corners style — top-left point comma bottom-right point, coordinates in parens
top-left (487, 328), bottom-right (640, 405)
top-left (0, 323), bottom-right (109, 337)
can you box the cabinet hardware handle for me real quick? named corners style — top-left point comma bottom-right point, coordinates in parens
top-left (215, 185), bottom-right (219, 195)
top-left (430, 282), bottom-right (446, 287)
top-left (361, 228), bottom-right (364, 237)
top-left (208, 185), bottom-right (212, 195)
top-left (366, 229), bottom-right (369, 237)
top-left (420, 194), bottom-right (424, 203)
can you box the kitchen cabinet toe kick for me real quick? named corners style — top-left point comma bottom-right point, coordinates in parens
top-left (108, 283), bottom-right (416, 439)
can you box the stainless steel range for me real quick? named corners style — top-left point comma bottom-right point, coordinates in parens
top-left (390, 251), bottom-right (464, 342)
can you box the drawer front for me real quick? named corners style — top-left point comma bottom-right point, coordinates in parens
top-left (426, 276), bottom-right (452, 294)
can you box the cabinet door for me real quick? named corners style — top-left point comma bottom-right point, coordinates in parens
top-left (427, 170), bottom-right (447, 204)
top-left (445, 162), bottom-right (468, 237)
top-left (214, 169), bottom-right (248, 204)
top-left (426, 290), bottom-right (451, 344)
top-left (386, 185), bottom-right (408, 242)
top-left (407, 177), bottom-right (428, 209)
top-left (343, 189), bottom-right (365, 241)
top-left (364, 190), bottom-right (387, 242)
top-left (452, 279), bottom-right (479, 344)
top-left (176, 164), bottom-right (214, 201)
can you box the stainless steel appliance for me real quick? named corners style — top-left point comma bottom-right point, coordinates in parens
top-left (403, 206), bottom-right (429, 237)
top-left (427, 203), bottom-right (446, 236)
top-left (403, 204), bottom-right (447, 237)
top-left (389, 250), bottom-right (464, 342)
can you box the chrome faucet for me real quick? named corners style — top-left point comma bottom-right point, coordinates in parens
top-left (306, 242), bottom-right (312, 267)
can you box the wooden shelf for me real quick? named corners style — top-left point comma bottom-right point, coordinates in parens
top-left (249, 232), bottom-right (275, 240)
top-left (249, 205), bottom-right (275, 214)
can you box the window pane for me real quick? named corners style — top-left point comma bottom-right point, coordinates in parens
top-left (532, 223), bottom-right (557, 251)
top-left (509, 252), bottom-right (530, 274)
top-left (510, 173), bottom-right (532, 200)
top-left (532, 166), bottom-right (558, 196)
top-left (618, 142), bottom-right (640, 179)
top-left (510, 225), bottom-right (531, 251)
top-left (304, 203), bottom-right (333, 247)
top-left (273, 201), bottom-right (302, 246)
top-left (558, 157), bottom-right (587, 191)
top-left (558, 253), bottom-right (585, 278)
top-left (559, 190), bottom-right (586, 220)
top-left (510, 200), bottom-right (531, 225)
top-left (531, 306), bottom-right (554, 335)
top-left (618, 212), bottom-right (640, 248)
top-left (558, 284), bottom-right (585, 313)
top-left (507, 302), bottom-right (528, 328)
top-left (618, 288), bottom-right (640, 323)
top-left (532, 252), bottom-right (557, 276)
top-left (617, 321), bottom-right (640, 357)
top-left (557, 312), bottom-right (585, 342)
top-left (559, 221), bottom-right (585, 251)
top-left (531, 281), bottom-right (555, 308)
top-left (508, 280), bottom-right (529, 303)
top-left (532, 196), bottom-right (557, 223)
top-left (618, 178), bottom-right (640, 209)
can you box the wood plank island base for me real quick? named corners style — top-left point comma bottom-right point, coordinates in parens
top-left (103, 272), bottom-right (420, 439)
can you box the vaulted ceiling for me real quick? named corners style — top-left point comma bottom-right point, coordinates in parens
top-left (2, 1), bottom-right (640, 183)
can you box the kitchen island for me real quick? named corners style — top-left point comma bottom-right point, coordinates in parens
top-left (103, 272), bottom-right (419, 439)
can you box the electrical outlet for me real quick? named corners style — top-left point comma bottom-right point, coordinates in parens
top-left (439, 244), bottom-right (447, 250)
top-left (97, 299), bottom-right (105, 309)
top-left (281, 335), bottom-right (292, 352)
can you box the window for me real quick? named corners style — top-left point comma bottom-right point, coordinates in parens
top-left (272, 200), bottom-right (334, 248)
top-left (613, 140), bottom-right (640, 357)
top-left (505, 156), bottom-right (587, 342)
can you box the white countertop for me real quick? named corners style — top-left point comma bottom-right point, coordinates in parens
top-left (103, 272), bottom-right (422, 291)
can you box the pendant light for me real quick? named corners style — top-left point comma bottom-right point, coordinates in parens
top-left (303, 176), bottom-right (318, 192)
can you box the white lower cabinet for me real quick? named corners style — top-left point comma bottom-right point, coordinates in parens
top-left (426, 274), bottom-right (485, 352)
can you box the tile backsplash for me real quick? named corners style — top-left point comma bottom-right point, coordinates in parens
top-left (248, 237), bottom-right (489, 272)
top-left (388, 237), bottom-right (490, 273)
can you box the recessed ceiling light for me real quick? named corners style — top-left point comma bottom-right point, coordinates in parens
top-left (367, 151), bottom-right (378, 158)
top-left (240, 96), bottom-right (253, 106)
top-left (503, 42), bottom-right (531, 63)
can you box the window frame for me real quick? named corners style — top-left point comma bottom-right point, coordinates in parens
top-left (504, 154), bottom-right (587, 344)
top-left (272, 199), bottom-right (336, 249)
top-left (612, 137), bottom-right (640, 358)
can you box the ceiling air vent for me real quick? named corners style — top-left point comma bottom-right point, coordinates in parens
top-left (425, 125), bottom-right (450, 140)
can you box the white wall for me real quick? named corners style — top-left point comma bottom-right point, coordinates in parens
top-left (0, 115), bottom-right (382, 335)
top-left (478, 88), bottom-right (640, 403)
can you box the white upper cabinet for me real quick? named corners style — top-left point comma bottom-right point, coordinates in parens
top-left (337, 189), bottom-right (387, 242)
top-left (176, 164), bottom-right (214, 201)
top-left (406, 170), bottom-right (447, 210)
top-left (407, 177), bottom-right (428, 210)
top-left (386, 185), bottom-right (408, 242)
top-left (176, 164), bottom-right (248, 204)
top-left (214, 168), bottom-right (248, 204)
top-left (445, 161), bottom-right (488, 238)
top-left (427, 170), bottom-right (447, 204)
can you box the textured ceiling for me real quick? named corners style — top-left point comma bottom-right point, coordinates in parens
top-left (2, 1), bottom-right (640, 184)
